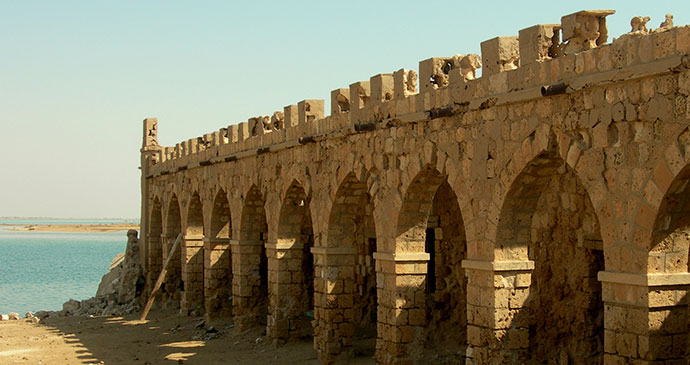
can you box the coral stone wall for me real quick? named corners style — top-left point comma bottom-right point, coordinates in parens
top-left (139, 10), bottom-right (690, 364)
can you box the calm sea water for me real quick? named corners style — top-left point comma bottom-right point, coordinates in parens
top-left (0, 219), bottom-right (135, 314)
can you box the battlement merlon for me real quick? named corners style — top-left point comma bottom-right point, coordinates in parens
top-left (141, 117), bottom-right (162, 169)
top-left (142, 118), bottom-right (158, 148)
top-left (561, 9), bottom-right (615, 54)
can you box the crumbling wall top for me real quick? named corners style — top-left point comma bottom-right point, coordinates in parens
top-left (143, 9), bottom-right (689, 175)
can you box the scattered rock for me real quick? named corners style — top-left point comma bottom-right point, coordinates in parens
top-left (24, 312), bottom-right (40, 324)
top-left (0, 314), bottom-right (9, 321)
top-left (8, 312), bottom-right (19, 320)
top-left (43, 231), bottom-right (145, 319)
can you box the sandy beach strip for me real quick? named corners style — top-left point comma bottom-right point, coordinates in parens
top-left (0, 308), bottom-right (322, 364)
top-left (0, 223), bottom-right (140, 233)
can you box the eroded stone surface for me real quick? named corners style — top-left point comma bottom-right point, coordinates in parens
top-left (138, 9), bottom-right (690, 365)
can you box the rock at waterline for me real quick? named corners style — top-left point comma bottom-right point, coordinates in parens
top-left (8, 312), bottom-right (19, 320)
top-left (96, 252), bottom-right (125, 297)
top-left (34, 230), bottom-right (144, 319)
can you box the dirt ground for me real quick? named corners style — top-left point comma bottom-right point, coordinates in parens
top-left (0, 307), bottom-right (347, 364)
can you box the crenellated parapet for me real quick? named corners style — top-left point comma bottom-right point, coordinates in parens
top-left (145, 10), bottom-right (689, 180)
top-left (144, 9), bottom-right (690, 180)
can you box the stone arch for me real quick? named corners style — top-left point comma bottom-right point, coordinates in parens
top-left (268, 180), bottom-right (315, 341)
top-left (276, 181), bottom-right (311, 246)
top-left (240, 185), bottom-right (268, 242)
top-left (392, 166), bottom-right (467, 360)
top-left (186, 192), bottom-right (204, 236)
top-left (205, 189), bottom-right (232, 319)
top-left (163, 194), bottom-right (183, 307)
top-left (235, 184), bottom-right (269, 327)
top-left (649, 159), bottom-right (690, 274)
top-left (182, 192), bottom-right (205, 314)
top-left (494, 151), bottom-right (604, 362)
top-left (396, 166), bottom-right (446, 252)
top-left (315, 172), bottom-right (377, 362)
top-left (646, 148), bottom-right (690, 360)
top-left (147, 197), bottom-right (163, 292)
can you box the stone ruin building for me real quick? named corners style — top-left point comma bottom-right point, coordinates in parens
top-left (138, 9), bottom-right (690, 364)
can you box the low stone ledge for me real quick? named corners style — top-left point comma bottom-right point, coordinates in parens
top-left (598, 271), bottom-right (690, 286)
top-left (310, 246), bottom-right (356, 255)
top-left (229, 239), bottom-right (263, 246)
top-left (461, 259), bottom-right (535, 272)
top-left (372, 252), bottom-right (430, 262)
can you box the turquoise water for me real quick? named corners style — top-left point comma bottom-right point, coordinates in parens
top-left (0, 220), bottom-right (132, 314)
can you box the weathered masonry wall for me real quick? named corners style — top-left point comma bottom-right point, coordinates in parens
top-left (139, 9), bottom-right (690, 364)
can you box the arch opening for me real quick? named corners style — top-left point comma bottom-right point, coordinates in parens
top-left (238, 185), bottom-right (269, 326)
top-left (206, 189), bottom-right (232, 318)
top-left (650, 164), bottom-right (690, 273)
top-left (395, 167), bottom-right (467, 360)
top-left (163, 194), bottom-right (183, 307)
top-left (147, 198), bottom-right (163, 293)
top-left (272, 182), bottom-right (314, 340)
top-left (496, 152), bottom-right (604, 362)
top-left (319, 173), bottom-right (377, 360)
top-left (648, 163), bottom-right (690, 360)
top-left (182, 193), bottom-right (205, 314)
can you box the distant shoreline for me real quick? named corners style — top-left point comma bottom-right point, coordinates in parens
top-left (0, 223), bottom-right (140, 233)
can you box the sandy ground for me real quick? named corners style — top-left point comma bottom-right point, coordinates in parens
top-left (0, 308), bottom-right (332, 364)
top-left (2, 224), bottom-right (140, 233)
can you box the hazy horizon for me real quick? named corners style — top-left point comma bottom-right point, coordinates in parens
top-left (0, 217), bottom-right (139, 221)
top-left (2, 1), bottom-right (687, 219)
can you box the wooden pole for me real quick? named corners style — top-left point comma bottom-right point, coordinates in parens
top-left (140, 232), bottom-right (183, 321)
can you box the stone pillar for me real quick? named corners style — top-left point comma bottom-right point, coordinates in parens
top-left (312, 246), bottom-right (357, 362)
top-left (140, 118), bottom-right (160, 272)
top-left (266, 241), bottom-right (309, 345)
top-left (181, 234), bottom-right (204, 315)
top-left (231, 239), bottom-right (265, 328)
top-left (461, 259), bottom-right (534, 364)
top-left (162, 233), bottom-right (182, 307)
top-left (204, 237), bottom-right (232, 321)
top-left (598, 271), bottom-right (690, 362)
top-left (374, 251), bottom-right (429, 364)
top-left (146, 232), bottom-right (164, 294)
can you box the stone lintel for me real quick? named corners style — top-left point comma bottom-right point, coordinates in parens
top-left (203, 237), bottom-right (231, 244)
top-left (183, 234), bottom-right (204, 241)
top-left (598, 271), bottom-right (690, 287)
top-left (229, 239), bottom-right (263, 246)
top-left (461, 259), bottom-right (535, 272)
top-left (265, 239), bottom-right (303, 251)
top-left (310, 246), bottom-right (356, 256)
top-left (372, 252), bottom-right (430, 262)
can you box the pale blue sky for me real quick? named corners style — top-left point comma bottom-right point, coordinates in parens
top-left (1, 1), bottom-right (687, 218)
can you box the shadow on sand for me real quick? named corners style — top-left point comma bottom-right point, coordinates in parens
top-left (40, 307), bottom-right (319, 364)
